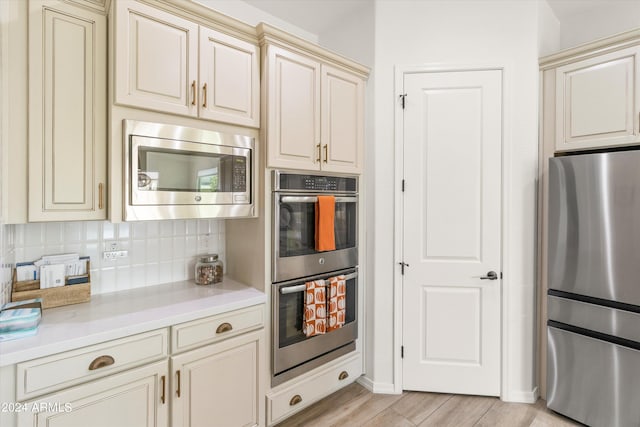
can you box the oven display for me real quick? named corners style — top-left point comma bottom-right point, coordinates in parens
top-left (279, 174), bottom-right (357, 192)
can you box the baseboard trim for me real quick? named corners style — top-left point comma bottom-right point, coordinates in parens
top-left (357, 376), bottom-right (399, 394)
top-left (502, 386), bottom-right (539, 403)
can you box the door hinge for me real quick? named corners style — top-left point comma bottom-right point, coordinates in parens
top-left (402, 179), bottom-right (405, 192)
top-left (401, 346), bottom-right (404, 358)
top-left (400, 93), bottom-right (407, 109)
top-left (399, 262), bottom-right (409, 275)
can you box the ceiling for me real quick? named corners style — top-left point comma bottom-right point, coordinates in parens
top-left (243, 0), bottom-right (613, 36)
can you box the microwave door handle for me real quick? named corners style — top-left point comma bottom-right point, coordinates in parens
top-left (280, 196), bottom-right (357, 204)
top-left (279, 272), bottom-right (358, 294)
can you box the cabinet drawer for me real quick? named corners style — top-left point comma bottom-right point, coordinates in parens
top-left (16, 329), bottom-right (168, 400)
top-left (171, 304), bottom-right (264, 353)
top-left (267, 352), bottom-right (361, 425)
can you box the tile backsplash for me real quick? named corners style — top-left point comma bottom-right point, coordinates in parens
top-left (0, 224), bottom-right (15, 306)
top-left (10, 219), bottom-right (225, 295)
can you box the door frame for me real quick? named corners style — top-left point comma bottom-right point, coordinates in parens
top-left (393, 64), bottom-right (513, 397)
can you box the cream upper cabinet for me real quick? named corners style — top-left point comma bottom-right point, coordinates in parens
top-left (554, 45), bottom-right (640, 152)
top-left (199, 27), bottom-right (260, 127)
top-left (261, 24), bottom-right (369, 174)
top-left (28, 0), bottom-right (107, 221)
top-left (115, 1), bottom-right (198, 116)
top-left (171, 331), bottom-right (263, 427)
top-left (17, 361), bottom-right (169, 427)
top-left (265, 46), bottom-right (322, 170)
top-left (115, 1), bottom-right (259, 128)
top-left (321, 64), bottom-right (364, 174)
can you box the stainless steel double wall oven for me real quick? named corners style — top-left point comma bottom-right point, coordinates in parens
top-left (271, 171), bottom-right (358, 386)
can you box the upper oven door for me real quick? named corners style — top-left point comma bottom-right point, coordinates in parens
top-left (130, 135), bottom-right (251, 206)
top-left (273, 192), bottom-right (358, 282)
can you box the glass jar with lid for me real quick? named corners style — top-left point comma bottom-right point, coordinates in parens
top-left (195, 254), bottom-right (223, 285)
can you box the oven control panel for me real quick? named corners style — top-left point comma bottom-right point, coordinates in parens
top-left (277, 173), bottom-right (357, 193)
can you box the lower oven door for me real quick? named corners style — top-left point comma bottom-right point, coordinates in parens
top-left (273, 268), bottom-right (357, 379)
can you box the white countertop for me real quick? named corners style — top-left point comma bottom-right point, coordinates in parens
top-left (0, 278), bottom-right (266, 367)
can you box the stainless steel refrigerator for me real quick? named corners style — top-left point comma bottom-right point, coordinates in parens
top-left (547, 150), bottom-right (640, 427)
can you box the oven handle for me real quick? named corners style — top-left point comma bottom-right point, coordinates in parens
top-left (280, 272), bottom-right (358, 294)
top-left (280, 196), bottom-right (357, 204)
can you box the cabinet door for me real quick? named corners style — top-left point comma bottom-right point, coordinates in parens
top-left (28, 0), bottom-right (107, 221)
top-left (555, 46), bottom-right (640, 152)
top-left (321, 65), bottom-right (364, 174)
top-left (17, 361), bottom-right (169, 427)
top-left (266, 46), bottom-right (321, 171)
top-left (172, 330), bottom-right (263, 427)
top-left (115, 0), bottom-right (198, 116)
top-left (199, 27), bottom-right (259, 127)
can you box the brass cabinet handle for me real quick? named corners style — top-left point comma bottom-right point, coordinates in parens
top-left (289, 394), bottom-right (302, 406)
top-left (316, 143), bottom-right (321, 163)
top-left (202, 82), bottom-right (207, 108)
top-left (160, 375), bottom-right (166, 404)
top-left (323, 144), bottom-right (328, 163)
top-left (216, 322), bottom-right (233, 334)
top-left (98, 183), bottom-right (104, 210)
top-left (176, 370), bottom-right (181, 397)
top-left (88, 355), bottom-right (115, 370)
top-left (191, 80), bottom-right (196, 106)
top-left (338, 371), bottom-right (349, 380)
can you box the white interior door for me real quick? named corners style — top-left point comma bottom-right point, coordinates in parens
top-left (401, 69), bottom-right (502, 396)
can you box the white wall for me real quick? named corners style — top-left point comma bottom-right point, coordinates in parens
top-left (538, 0), bottom-right (561, 56)
top-left (556, 1), bottom-right (640, 49)
top-left (195, 0), bottom-right (319, 43)
top-left (369, 0), bottom-right (540, 400)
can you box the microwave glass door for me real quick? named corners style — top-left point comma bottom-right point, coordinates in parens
top-left (277, 196), bottom-right (357, 258)
top-left (130, 135), bottom-right (250, 206)
top-left (138, 147), bottom-right (246, 193)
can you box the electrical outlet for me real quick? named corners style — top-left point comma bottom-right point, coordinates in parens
top-left (103, 250), bottom-right (128, 261)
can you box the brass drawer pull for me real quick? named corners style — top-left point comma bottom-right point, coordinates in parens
top-left (338, 371), bottom-right (349, 380)
top-left (289, 394), bottom-right (302, 406)
top-left (216, 322), bottom-right (233, 334)
top-left (316, 143), bottom-right (321, 163)
top-left (191, 80), bottom-right (196, 105)
top-left (160, 375), bottom-right (166, 404)
top-left (88, 355), bottom-right (115, 370)
top-left (176, 370), bottom-right (181, 397)
top-left (323, 144), bottom-right (328, 163)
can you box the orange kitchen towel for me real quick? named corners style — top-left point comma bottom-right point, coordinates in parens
top-left (303, 280), bottom-right (326, 337)
top-left (327, 275), bottom-right (346, 332)
top-left (315, 195), bottom-right (336, 251)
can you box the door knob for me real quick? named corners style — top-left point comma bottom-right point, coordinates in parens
top-left (480, 271), bottom-right (498, 280)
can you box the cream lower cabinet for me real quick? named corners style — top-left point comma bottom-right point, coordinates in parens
top-left (17, 361), bottom-right (169, 427)
top-left (267, 352), bottom-right (361, 426)
top-left (260, 24), bottom-right (368, 174)
top-left (171, 330), bottom-right (263, 427)
top-left (554, 45), bottom-right (640, 152)
top-left (28, 0), bottom-right (107, 221)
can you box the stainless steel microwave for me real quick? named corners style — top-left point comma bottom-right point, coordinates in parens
top-left (123, 120), bottom-right (255, 221)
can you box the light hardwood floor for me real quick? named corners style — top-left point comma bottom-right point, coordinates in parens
top-left (276, 382), bottom-right (581, 427)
